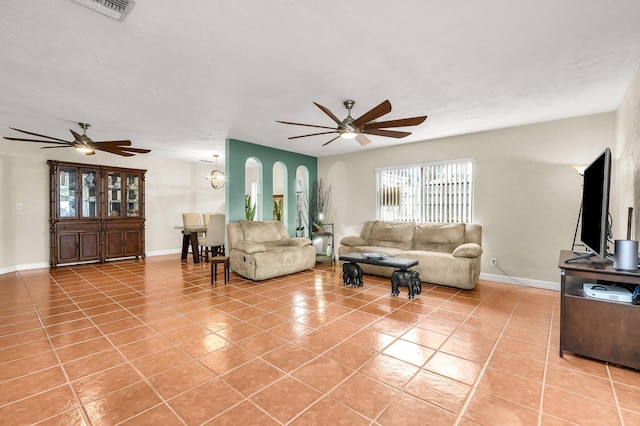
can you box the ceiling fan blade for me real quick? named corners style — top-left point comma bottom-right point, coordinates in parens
top-left (313, 102), bottom-right (343, 126)
top-left (8, 128), bottom-right (70, 143)
top-left (321, 135), bottom-right (341, 146)
top-left (116, 147), bottom-right (151, 154)
top-left (3, 137), bottom-right (72, 145)
top-left (363, 129), bottom-right (412, 138)
top-left (356, 134), bottom-right (372, 146)
top-left (352, 100), bottom-right (392, 128)
top-left (364, 115), bottom-right (428, 130)
top-left (94, 140), bottom-right (133, 147)
top-left (94, 146), bottom-right (136, 157)
top-left (40, 145), bottom-right (74, 149)
top-left (288, 131), bottom-right (338, 140)
top-left (276, 120), bottom-right (337, 131)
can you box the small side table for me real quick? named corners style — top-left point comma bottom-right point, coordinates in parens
top-left (210, 256), bottom-right (230, 285)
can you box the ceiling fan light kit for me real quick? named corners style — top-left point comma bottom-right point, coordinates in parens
top-left (277, 99), bottom-right (427, 147)
top-left (74, 123), bottom-right (95, 154)
top-left (340, 131), bottom-right (357, 139)
top-left (70, 0), bottom-right (130, 20)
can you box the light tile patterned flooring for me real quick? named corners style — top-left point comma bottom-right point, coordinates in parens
top-left (1, 255), bottom-right (639, 425)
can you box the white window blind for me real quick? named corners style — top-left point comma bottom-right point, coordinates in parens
top-left (376, 159), bottom-right (474, 223)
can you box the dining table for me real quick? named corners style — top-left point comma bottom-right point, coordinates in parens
top-left (174, 226), bottom-right (207, 263)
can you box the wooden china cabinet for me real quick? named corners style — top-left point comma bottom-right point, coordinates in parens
top-left (48, 160), bottom-right (146, 268)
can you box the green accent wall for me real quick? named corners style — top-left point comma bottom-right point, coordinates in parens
top-left (225, 138), bottom-right (317, 235)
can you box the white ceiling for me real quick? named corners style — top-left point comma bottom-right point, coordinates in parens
top-left (2, 1), bottom-right (640, 163)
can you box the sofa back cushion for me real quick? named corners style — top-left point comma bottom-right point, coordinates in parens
top-left (368, 221), bottom-right (415, 249)
top-left (464, 223), bottom-right (482, 245)
top-left (238, 221), bottom-right (283, 244)
top-left (412, 223), bottom-right (465, 253)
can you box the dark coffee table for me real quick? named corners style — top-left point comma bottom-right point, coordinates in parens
top-left (338, 253), bottom-right (418, 286)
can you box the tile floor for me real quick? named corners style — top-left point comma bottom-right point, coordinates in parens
top-left (1, 256), bottom-right (639, 425)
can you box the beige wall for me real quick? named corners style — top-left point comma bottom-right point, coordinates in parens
top-left (319, 113), bottom-right (616, 285)
top-left (0, 143), bottom-right (225, 273)
top-left (614, 65), bottom-right (640, 241)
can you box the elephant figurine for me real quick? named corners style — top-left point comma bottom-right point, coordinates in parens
top-left (391, 270), bottom-right (422, 298)
top-left (342, 262), bottom-right (363, 288)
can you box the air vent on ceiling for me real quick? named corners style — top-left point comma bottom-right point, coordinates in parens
top-left (71, 0), bottom-right (129, 20)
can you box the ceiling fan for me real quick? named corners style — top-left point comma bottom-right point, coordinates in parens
top-left (277, 99), bottom-right (427, 147)
top-left (3, 123), bottom-right (151, 157)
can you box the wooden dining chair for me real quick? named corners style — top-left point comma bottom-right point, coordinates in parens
top-left (182, 213), bottom-right (204, 260)
top-left (202, 212), bottom-right (213, 230)
top-left (203, 213), bottom-right (226, 262)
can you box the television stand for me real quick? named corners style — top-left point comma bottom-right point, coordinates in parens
top-left (558, 250), bottom-right (640, 370)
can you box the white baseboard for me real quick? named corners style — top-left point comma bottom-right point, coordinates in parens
top-left (0, 251), bottom-right (184, 276)
top-left (146, 249), bottom-right (182, 257)
top-left (480, 272), bottom-right (560, 291)
top-left (0, 262), bottom-right (50, 275)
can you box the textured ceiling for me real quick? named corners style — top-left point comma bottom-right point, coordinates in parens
top-left (1, 1), bottom-right (640, 163)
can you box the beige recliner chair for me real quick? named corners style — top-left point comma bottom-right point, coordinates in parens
top-left (226, 220), bottom-right (316, 281)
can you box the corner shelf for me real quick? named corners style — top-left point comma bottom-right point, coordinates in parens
top-left (311, 223), bottom-right (335, 263)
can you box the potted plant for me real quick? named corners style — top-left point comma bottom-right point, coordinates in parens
top-left (245, 194), bottom-right (256, 221)
top-left (304, 178), bottom-right (335, 233)
top-left (295, 208), bottom-right (304, 237)
top-left (273, 198), bottom-right (282, 222)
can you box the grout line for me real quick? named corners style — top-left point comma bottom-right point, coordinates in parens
top-left (607, 364), bottom-right (625, 426)
top-left (23, 268), bottom-right (93, 425)
top-left (537, 292), bottom-right (557, 426)
top-left (453, 285), bottom-right (531, 426)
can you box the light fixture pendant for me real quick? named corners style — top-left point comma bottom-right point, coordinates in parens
top-left (206, 154), bottom-right (226, 189)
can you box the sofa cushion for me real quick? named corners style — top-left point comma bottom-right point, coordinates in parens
top-left (452, 243), bottom-right (483, 258)
top-left (412, 223), bottom-right (465, 253)
top-left (239, 220), bottom-right (281, 243)
top-left (340, 235), bottom-right (368, 246)
top-left (369, 221), bottom-right (415, 249)
top-left (339, 245), bottom-right (406, 258)
top-left (234, 241), bottom-right (267, 254)
top-left (282, 237), bottom-right (312, 247)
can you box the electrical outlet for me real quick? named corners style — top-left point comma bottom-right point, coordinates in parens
top-left (16, 203), bottom-right (22, 210)
top-left (490, 258), bottom-right (497, 266)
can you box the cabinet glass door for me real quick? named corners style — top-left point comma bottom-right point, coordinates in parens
top-left (59, 167), bottom-right (76, 218)
top-left (108, 172), bottom-right (122, 217)
top-left (126, 173), bottom-right (140, 216)
top-left (81, 169), bottom-right (99, 218)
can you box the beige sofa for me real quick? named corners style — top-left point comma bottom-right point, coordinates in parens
top-left (338, 221), bottom-right (483, 290)
top-left (226, 220), bottom-right (316, 281)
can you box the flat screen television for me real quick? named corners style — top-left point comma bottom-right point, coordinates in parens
top-left (579, 147), bottom-right (612, 259)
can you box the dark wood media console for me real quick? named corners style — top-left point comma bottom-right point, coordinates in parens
top-left (558, 250), bottom-right (640, 370)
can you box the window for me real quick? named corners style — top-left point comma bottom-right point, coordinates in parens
top-left (376, 158), bottom-right (474, 223)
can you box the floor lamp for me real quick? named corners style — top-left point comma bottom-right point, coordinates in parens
top-left (570, 163), bottom-right (588, 253)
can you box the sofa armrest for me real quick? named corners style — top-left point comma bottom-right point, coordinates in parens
top-left (452, 243), bottom-right (483, 258)
top-left (340, 236), bottom-right (368, 246)
top-left (281, 237), bottom-right (312, 247)
top-left (234, 241), bottom-right (267, 254)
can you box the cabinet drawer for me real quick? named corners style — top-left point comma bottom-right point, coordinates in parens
top-left (56, 222), bottom-right (101, 232)
top-left (104, 220), bottom-right (142, 231)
